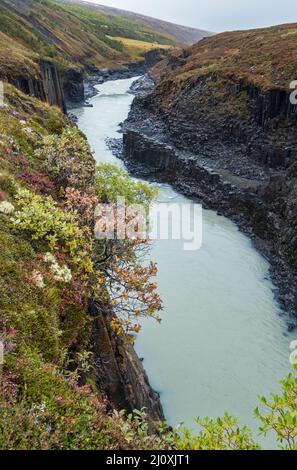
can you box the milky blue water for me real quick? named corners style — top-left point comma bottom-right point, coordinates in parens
top-left (74, 77), bottom-right (295, 449)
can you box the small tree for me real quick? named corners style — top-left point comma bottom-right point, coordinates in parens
top-left (93, 164), bottom-right (162, 339)
top-left (174, 367), bottom-right (297, 450)
top-left (255, 367), bottom-right (297, 450)
top-left (176, 413), bottom-right (260, 450)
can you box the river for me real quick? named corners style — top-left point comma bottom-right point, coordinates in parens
top-left (73, 77), bottom-right (295, 449)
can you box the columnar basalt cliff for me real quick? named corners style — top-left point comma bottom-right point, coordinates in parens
top-left (0, 57), bottom-right (67, 112)
top-left (40, 61), bottom-right (67, 112)
top-left (122, 24), bottom-right (297, 322)
top-left (89, 302), bottom-right (164, 422)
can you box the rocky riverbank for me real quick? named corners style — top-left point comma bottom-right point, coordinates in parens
top-left (88, 63), bottom-right (147, 101)
top-left (66, 50), bottom-right (170, 110)
top-left (117, 74), bottom-right (297, 328)
top-left (66, 62), bottom-right (147, 110)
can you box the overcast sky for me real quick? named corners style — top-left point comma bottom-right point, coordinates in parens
top-left (84, 0), bottom-right (297, 32)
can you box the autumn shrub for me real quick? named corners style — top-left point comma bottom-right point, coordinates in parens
top-left (176, 367), bottom-right (297, 450)
top-left (65, 187), bottom-right (98, 227)
top-left (1, 355), bottom-right (295, 450)
top-left (0, 351), bottom-right (130, 450)
top-left (255, 370), bottom-right (297, 450)
top-left (18, 170), bottom-right (55, 194)
top-left (93, 164), bottom-right (162, 338)
top-left (10, 187), bottom-right (93, 275)
top-left (0, 223), bottom-right (62, 362)
top-left (176, 413), bottom-right (260, 450)
top-left (0, 351), bottom-right (175, 450)
top-left (36, 127), bottom-right (96, 189)
top-left (95, 163), bottom-right (157, 206)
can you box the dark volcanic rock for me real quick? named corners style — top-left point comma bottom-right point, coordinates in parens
top-left (63, 67), bottom-right (84, 104)
top-left (93, 62), bottom-right (146, 82)
top-left (89, 301), bottom-right (164, 424)
top-left (121, 78), bottom-right (297, 325)
top-left (1, 58), bottom-right (67, 113)
top-left (39, 60), bottom-right (66, 113)
top-left (129, 74), bottom-right (155, 97)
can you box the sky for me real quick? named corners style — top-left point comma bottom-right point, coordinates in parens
top-left (83, 0), bottom-right (297, 32)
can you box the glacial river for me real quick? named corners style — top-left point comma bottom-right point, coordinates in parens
top-left (73, 77), bottom-right (295, 449)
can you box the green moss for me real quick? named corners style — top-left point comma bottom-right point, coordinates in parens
top-left (0, 114), bottom-right (36, 155)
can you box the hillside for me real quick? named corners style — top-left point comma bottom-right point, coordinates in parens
top-left (60, 0), bottom-right (212, 45)
top-left (0, 79), bottom-right (170, 450)
top-left (151, 22), bottom-right (297, 92)
top-left (0, 5), bottom-right (296, 450)
top-left (0, 0), bottom-right (179, 72)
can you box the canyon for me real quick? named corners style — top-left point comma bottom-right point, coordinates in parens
top-left (74, 77), bottom-right (294, 446)
top-left (121, 24), bottom-right (297, 325)
top-left (0, 0), bottom-right (296, 450)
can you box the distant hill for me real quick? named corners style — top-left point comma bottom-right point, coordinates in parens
top-left (59, 0), bottom-right (212, 45)
top-left (151, 22), bottom-right (297, 92)
top-left (0, 0), bottom-right (182, 75)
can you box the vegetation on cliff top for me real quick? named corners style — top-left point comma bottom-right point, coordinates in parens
top-left (0, 81), bottom-right (163, 448)
top-left (0, 0), bottom-right (178, 81)
top-left (0, 79), bottom-right (295, 450)
top-left (147, 21), bottom-right (297, 177)
top-left (152, 21), bottom-right (297, 109)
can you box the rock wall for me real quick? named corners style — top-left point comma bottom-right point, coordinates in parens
top-left (40, 60), bottom-right (67, 113)
top-left (89, 301), bottom-right (164, 423)
top-left (62, 67), bottom-right (85, 104)
top-left (122, 76), bottom-right (297, 324)
top-left (0, 58), bottom-right (67, 112)
top-left (147, 74), bottom-right (297, 171)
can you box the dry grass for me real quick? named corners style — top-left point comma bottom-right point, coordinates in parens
top-left (0, 0), bottom-right (179, 77)
top-left (108, 36), bottom-right (173, 60)
top-left (154, 22), bottom-right (297, 92)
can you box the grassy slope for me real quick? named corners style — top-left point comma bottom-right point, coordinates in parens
top-left (0, 0), bottom-right (176, 450)
top-left (63, 0), bottom-right (211, 46)
top-left (109, 36), bottom-right (174, 61)
top-left (0, 0), bottom-right (179, 78)
top-left (0, 82), bottom-right (168, 450)
top-left (151, 22), bottom-right (297, 108)
top-left (0, 0), bottom-right (172, 439)
top-left (58, 1), bottom-right (178, 46)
